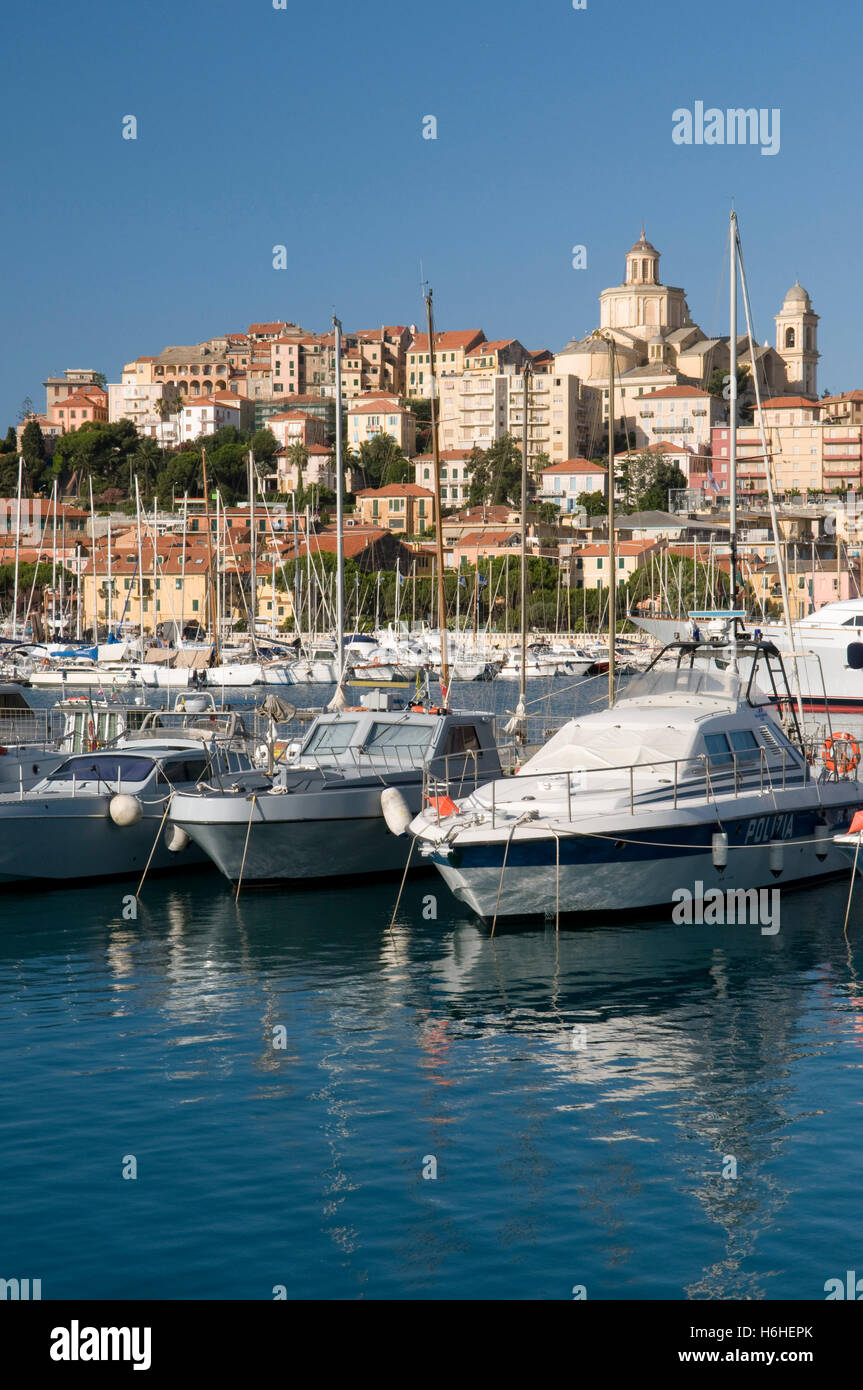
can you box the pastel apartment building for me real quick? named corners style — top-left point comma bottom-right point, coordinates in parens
top-left (413, 449), bottom-right (475, 508)
top-left (406, 329), bottom-right (486, 396)
top-left (633, 384), bottom-right (722, 452)
top-left (50, 386), bottom-right (109, 431)
top-left (355, 483), bottom-right (435, 533)
top-left (267, 410), bottom-right (328, 451)
top-left (42, 368), bottom-right (105, 416)
top-left (347, 395), bottom-right (417, 454)
top-left (711, 396), bottom-right (863, 495)
top-left (540, 459), bottom-right (608, 511)
top-left (179, 392), bottom-right (255, 441)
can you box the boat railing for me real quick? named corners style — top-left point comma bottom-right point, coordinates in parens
top-left (0, 709), bottom-right (51, 747)
top-left (421, 742), bottom-right (834, 828)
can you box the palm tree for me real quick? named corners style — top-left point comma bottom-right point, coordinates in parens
top-left (155, 389), bottom-right (184, 448)
top-left (285, 441), bottom-right (309, 503)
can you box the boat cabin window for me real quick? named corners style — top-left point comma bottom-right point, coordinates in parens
top-left (704, 733), bottom-right (734, 768)
top-left (727, 730), bottom-right (760, 762)
top-left (364, 722), bottom-right (434, 755)
top-left (157, 757), bottom-right (210, 786)
top-left (48, 754), bottom-right (154, 784)
top-left (441, 725), bottom-right (482, 757)
top-left (303, 721), bottom-right (359, 755)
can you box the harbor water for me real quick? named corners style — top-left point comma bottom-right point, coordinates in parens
top-left (1, 676), bottom-right (862, 1300)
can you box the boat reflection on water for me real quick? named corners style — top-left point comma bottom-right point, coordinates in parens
top-left (3, 873), bottom-right (861, 1299)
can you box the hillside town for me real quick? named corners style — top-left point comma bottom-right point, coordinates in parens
top-left (2, 229), bottom-right (861, 639)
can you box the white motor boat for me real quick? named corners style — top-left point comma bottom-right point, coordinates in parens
top-left (169, 689), bottom-right (503, 885)
top-left (408, 636), bottom-right (863, 924)
top-left (497, 643), bottom-right (595, 680)
top-left (0, 715), bottom-right (255, 886)
top-left (633, 597), bottom-right (863, 714)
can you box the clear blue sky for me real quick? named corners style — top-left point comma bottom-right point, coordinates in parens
top-left (2, 0), bottom-right (859, 426)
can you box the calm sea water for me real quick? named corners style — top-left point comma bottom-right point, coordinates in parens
top-left (2, 676), bottom-right (862, 1300)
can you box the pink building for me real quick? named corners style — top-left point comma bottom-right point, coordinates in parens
top-left (267, 410), bottom-right (327, 451)
top-left (51, 386), bottom-right (109, 431)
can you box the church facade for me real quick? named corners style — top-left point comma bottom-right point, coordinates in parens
top-left (555, 231), bottom-right (818, 431)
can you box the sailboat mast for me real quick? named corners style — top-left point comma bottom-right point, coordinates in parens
top-left (425, 289), bottom-right (449, 697)
top-left (51, 479), bottom-right (58, 638)
top-left (333, 314), bottom-right (345, 683)
top-left (607, 335), bottom-right (616, 704)
top-left (519, 362), bottom-right (531, 708)
top-left (11, 454), bottom-right (22, 640)
top-left (249, 447), bottom-right (257, 651)
top-left (729, 209), bottom-right (738, 623)
top-left (200, 448), bottom-right (220, 662)
top-left (135, 476), bottom-right (145, 650)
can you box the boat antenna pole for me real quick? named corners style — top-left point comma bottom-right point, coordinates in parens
top-left (425, 287), bottom-right (449, 702)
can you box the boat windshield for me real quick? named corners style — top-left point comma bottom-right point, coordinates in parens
top-left (616, 661), bottom-right (742, 705)
top-left (47, 754), bottom-right (154, 783)
top-left (362, 721), bottom-right (434, 757)
top-left (302, 720), bottom-right (360, 756)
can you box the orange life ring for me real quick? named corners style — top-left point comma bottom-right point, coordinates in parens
top-left (822, 732), bottom-right (860, 775)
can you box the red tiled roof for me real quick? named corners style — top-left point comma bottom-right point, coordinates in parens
top-left (408, 330), bottom-right (485, 354)
top-left (576, 541), bottom-right (657, 557)
top-left (615, 442), bottom-right (695, 457)
top-left (760, 395), bottom-right (820, 409)
top-left (285, 528), bottom-right (391, 561)
top-left (454, 529), bottom-right (519, 546)
top-left (641, 385), bottom-right (711, 399)
top-left (357, 483), bottom-right (434, 499)
top-left (465, 339), bottom-right (516, 356)
top-left (541, 458), bottom-right (607, 474)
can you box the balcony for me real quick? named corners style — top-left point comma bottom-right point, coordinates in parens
top-left (654, 424), bottom-right (694, 434)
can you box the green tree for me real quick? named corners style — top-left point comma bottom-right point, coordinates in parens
top-left (466, 434), bottom-right (523, 507)
top-left (251, 428), bottom-right (278, 464)
top-left (18, 396), bottom-right (35, 422)
top-left (358, 432), bottom-right (408, 487)
top-left (21, 419), bottom-right (46, 477)
top-left (638, 458), bottom-right (687, 512)
top-left (577, 489), bottom-right (607, 517)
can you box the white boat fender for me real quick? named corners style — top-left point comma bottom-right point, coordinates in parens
top-left (381, 786), bottom-right (412, 837)
top-left (165, 823), bottom-right (191, 853)
top-left (109, 793), bottom-right (143, 827)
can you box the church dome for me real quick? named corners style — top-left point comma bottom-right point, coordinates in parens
top-left (783, 280), bottom-right (811, 308)
top-left (629, 232), bottom-right (658, 255)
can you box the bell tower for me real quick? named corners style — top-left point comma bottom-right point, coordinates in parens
top-left (775, 281), bottom-right (818, 397)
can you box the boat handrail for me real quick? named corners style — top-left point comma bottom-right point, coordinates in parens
top-left (421, 738), bottom-right (842, 828)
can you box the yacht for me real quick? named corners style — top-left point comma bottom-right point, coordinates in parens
top-left (0, 714), bottom-right (255, 886)
top-left (168, 689), bottom-right (502, 885)
top-left (407, 637), bottom-right (863, 924)
top-left (633, 598), bottom-right (863, 713)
